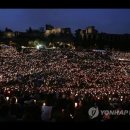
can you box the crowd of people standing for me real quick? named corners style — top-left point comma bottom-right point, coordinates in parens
top-left (0, 46), bottom-right (130, 121)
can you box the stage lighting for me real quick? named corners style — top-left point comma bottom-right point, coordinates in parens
top-left (36, 44), bottom-right (42, 50)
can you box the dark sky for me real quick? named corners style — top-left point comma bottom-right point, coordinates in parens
top-left (0, 9), bottom-right (130, 34)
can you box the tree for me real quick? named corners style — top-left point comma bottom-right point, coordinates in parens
top-left (26, 27), bottom-right (32, 33)
top-left (5, 27), bottom-right (13, 32)
top-left (39, 27), bottom-right (44, 32)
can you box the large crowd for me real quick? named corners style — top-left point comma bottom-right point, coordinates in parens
top-left (112, 51), bottom-right (130, 61)
top-left (0, 46), bottom-right (130, 122)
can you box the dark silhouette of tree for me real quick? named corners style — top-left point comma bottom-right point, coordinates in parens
top-left (5, 27), bottom-right (13, 32)
top-left (45, 24), bottom-right (54, 30)
top-left (39, 27), bottom-right (44, 32)
top-left (26, 27), bottom-right (32, 33)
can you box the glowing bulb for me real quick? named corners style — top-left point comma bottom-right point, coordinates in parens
top-left (75, 102), bottom-right (78, 108)
top-left (6, 97), bottom-right (9, 101)
top-left (43, 102), bottom-right (46, 106)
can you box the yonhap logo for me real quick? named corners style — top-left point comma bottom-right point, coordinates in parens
top-left (88, 107), bottom-right (99, 119)
top-left (88, 106), bottom-right (130, 119)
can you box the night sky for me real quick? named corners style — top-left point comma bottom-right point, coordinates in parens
top-left (0, 9), bottom-right (130, 34)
